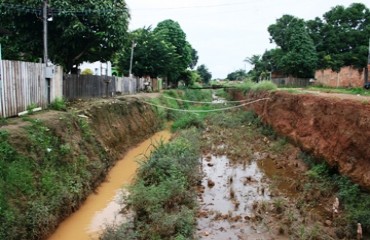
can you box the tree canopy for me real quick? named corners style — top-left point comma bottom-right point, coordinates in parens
top-left (0, 0), bottom-right (130, 72)
top-left (268, 15), bottom-right (318, 78)
top-left (248, 3), bottom-right (369, 78)
top-left (227, 69), bottom-right (248, 81)
top-left (118, 19), bottom-right (196, 86)
top-left (196, 64), bottom-right (212, 84)
top-left (117, 27), bottom-right (177, 78)
top-left (306, 3), bottom-right (370, 71)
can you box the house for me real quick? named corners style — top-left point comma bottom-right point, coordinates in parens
top-left (79, 61), bottom-right (112, 76)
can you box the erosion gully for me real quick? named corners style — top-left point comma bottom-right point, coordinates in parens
top-left (195, 104), bottom-right (341, 239)
top-left (48, 129), bottom-right (171, 240)
top-left (49, 105), bottom-right (343, 239)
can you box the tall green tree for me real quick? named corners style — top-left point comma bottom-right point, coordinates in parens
top-left (0, 0), bottom-right (130, 72)
top-left (306, 3), bottom-right (370, 71)
top-left (196, 64), bottom-right (212, 84)
top-left (153, 19), bottom-right (193, 85)
top-left (117, 27), bottom-right (176, 78)
top-left (189, 48), bottom-right (199, 69)
top-left (268, 15), bottom-right (318, 77)
top-left (226, 69), bottom-right (248, 81)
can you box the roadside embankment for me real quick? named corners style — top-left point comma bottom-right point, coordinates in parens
top-left (0, 97), bottom-right (161, 240)
top-left (229, 89), bottom-right (370, 190)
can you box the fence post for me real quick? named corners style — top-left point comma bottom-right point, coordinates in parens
top-left (104, 78), bottom-right (111, 98)
top-left (0, 45), bottom-right (4, 118)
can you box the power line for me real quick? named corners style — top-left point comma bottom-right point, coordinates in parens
top-left (162, 95), bottom-right (258, 104)
top-left (0, 3), bottom-right (128, 15)
top-left (132, 1), bottom-right (251, 11)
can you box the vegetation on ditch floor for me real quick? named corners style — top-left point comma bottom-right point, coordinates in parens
top-left (300, 152), bottom-right (370, 235)
top-left (101, 128), bottom-right (201, 240)
top-left (149, 89), bottom-right (213, 132)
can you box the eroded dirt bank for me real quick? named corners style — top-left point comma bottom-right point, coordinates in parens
top-left (229, 90), bottom-right (370, 189)
top-left (0, 97), bottom-right (161, 240)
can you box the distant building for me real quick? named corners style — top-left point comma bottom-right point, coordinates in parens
top-left (79, 61), bottom-right (112, 76)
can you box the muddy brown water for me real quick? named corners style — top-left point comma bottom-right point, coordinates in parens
top-left (197, 154), bottom-right (282, 240)
top-left (196, 148), bottom-right (320, 240)
top-left (48, 129), bottom-right (171, 240)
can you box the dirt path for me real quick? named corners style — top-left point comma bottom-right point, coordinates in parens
top-left (282, 89), bottom-right (370, 102)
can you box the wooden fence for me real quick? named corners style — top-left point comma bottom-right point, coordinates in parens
top-left (115, 77), bottom-right (137, 95)
top-left (63, 75), bottom-right (164, 100)
top-left (0, 60), bottom-right (162, 117)
top-left (0, 60), bottom-right (52, 118)
top-left (63, 74), bottom-right (117, 100)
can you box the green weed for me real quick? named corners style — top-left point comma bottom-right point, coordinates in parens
top-left (236, 80), bottom-right (277, 94)
top-left (26, 103), bottom-right (38, 115)
top-left (0, 117), bottom-right (8, 126)
top-left (299, 152), bottom-right (370, 232)
top-left (49, 97), bottom-right (67, 111)
top-left (171, 113), bottom-right (204, 131)
top-left (308, 86), bottom-right (370, 96)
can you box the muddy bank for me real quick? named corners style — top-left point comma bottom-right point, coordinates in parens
top-left (229, 90), bottom-right (370, 189)
top-left (0, 97), bottom-right (161, 240)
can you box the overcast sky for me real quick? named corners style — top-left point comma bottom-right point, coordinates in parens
top-left (125, 0), bottom-right (368, 79)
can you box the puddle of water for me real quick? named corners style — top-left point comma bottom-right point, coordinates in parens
top-left (197, 154), bottom-right (275, 239)
top-left (48, 129), bottom-right (171, 240)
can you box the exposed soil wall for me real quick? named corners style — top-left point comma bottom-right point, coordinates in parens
top-left (229, 90), bottom-right (370, 190)
top-left (0, 97), bottom-right (161, 240)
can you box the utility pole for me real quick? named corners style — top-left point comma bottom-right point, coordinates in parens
top-left (367, 38), bottom-right (370, 81)
top-left (366, 38), bottom-right (370, 85)
top-left (43, 0), bottom-right (48, 66)
top-left (129, 41), bottom-right (136, 77)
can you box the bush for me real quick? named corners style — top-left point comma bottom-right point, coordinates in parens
top-left (171, 113), bottom-right (204, 131)
top-left (251, 80), bottom-right (277, 92)
top-left (49, 97), bottom-right (67, 111)
top-left (237, 80), bottom-right (277, 94)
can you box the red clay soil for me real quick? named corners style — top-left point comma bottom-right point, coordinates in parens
top-left (229, 90), bottom-right (370, 190)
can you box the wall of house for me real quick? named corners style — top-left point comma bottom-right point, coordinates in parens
top-left (79, 61), bottom-right (112, 76)
top-left (314, 66), bottom-right (365, 88)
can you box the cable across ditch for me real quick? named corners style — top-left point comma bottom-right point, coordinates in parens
top-left (162, 95), bottom-right (260, 104)
top-left (142, 98), bottom-right (270, 113)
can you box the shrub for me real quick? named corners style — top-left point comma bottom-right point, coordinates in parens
top-left (171, 113), bottom-right (204, 131)
top-left (251, 80), bottom-right (277, 92)
top-left (236, 80), bottom-right (277, 94)
top-left (49, 97), bottom-right (67, 111)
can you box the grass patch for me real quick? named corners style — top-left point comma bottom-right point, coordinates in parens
top-left (234, 80), bottom-right (277, 94)
top-left (101, 128), bottom-right (201, 240)
top-left (149, 89), bottom-right (214, 129)
top-left (171, 113), bottom-right (204, 131)
top-left (307, 85), bottom-right (370, 96)
top-left (49, 97), bottom-right (67, 111)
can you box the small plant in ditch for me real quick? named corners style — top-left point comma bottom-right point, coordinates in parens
top-left (49, 97), bottom-right (67, 111)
